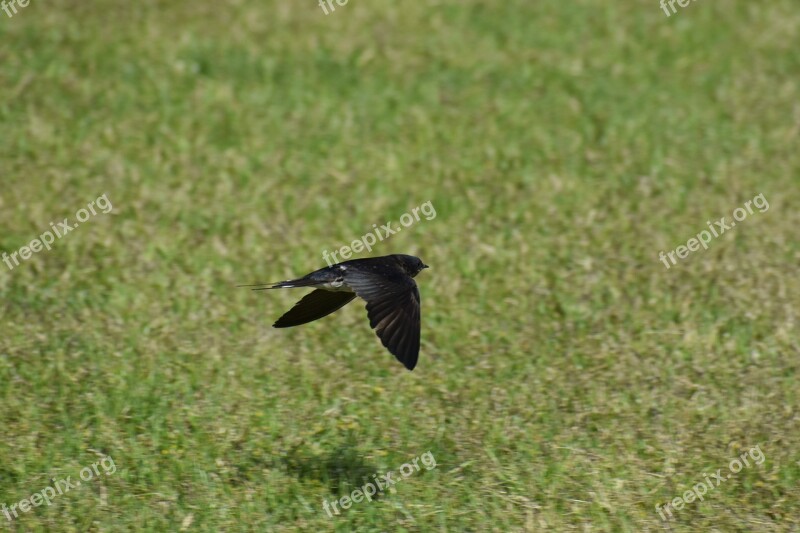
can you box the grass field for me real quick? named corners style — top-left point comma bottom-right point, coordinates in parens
top-left (1, 0), bottom-right (799, 531)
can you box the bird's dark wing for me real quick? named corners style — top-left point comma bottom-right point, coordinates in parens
top-left (273, 289), bottom-right (356, 328)
top-left (344, 270), bottom-right (421, 370)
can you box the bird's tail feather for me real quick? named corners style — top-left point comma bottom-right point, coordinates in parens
top-left (237, 278), bottom-right (320, 291)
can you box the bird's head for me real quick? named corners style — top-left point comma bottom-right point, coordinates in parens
top-left (395, 254), bottom-right (429, 277)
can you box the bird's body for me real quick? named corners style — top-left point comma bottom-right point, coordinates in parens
top-left (242, 254), bottom-right (428, 370)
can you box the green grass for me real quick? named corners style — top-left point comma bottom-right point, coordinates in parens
top-left (1, 0), bottom-right (799, 530)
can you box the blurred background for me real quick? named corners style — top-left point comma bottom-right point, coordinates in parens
top-left (1, 0), bottom-right (798, 530)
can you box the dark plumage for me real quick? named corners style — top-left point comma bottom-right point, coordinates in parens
top-left (240, 254), bottom-right (428, 370)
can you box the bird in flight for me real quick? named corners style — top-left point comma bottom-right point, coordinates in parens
top-left (240, 254), bottom-right (428, 370)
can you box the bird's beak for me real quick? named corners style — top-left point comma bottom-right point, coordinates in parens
top-left (423, 264), bottom-right (429, 269)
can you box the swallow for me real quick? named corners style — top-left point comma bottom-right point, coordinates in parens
top-left (240, 254), bottom-right (429, 370)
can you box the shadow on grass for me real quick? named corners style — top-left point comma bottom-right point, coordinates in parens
top-left (280, 437), bottom-right (384, 498)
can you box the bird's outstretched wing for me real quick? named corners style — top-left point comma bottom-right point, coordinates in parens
top-left (273, 289), bottom-right (357, 328)
top-left (345, 270), bottom-right (421, 370)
